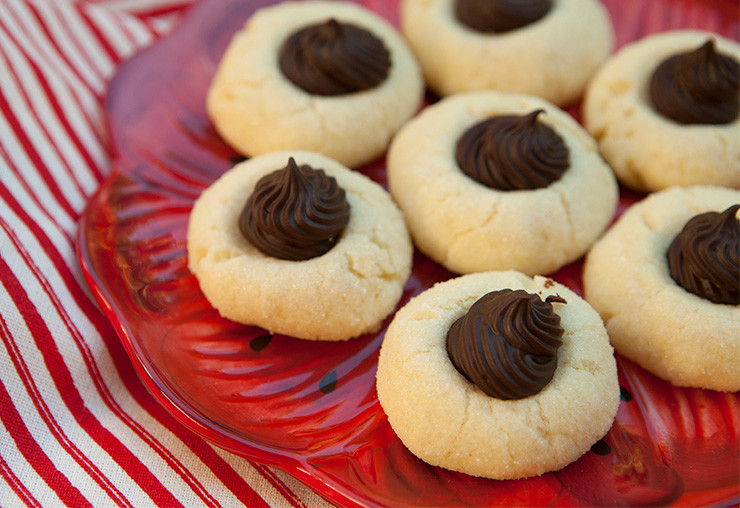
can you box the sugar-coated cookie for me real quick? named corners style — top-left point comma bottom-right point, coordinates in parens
top-left (400, 0), bottom-right (614, 106)
top-left (187, 150), bottom-right (413, 341)
top-left (376, 270), bottom-right (619, 480)
top-left (387, 91), bottom-right (618, 276)
top-left (583, 30), bottom-right (740, 192)
top-left (207, 1), bottom-right (424, 168)
top-left (583, 186), bottom-right (740, 391)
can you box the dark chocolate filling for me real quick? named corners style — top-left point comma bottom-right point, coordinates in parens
top-left (667, 204), bottom-right (740, 305)
top-left (239, 157), bottom-right (350, 260)
top-left (455, 110), bottom-right (570, 191)
top-left (650, 39), bottom-right (740, 125)
top-left (446, 289), bottom-right (564, 400)
top-left (455, 0), bottom-right (552, 33)
top-left (279, 18), bottom-right (391, 96)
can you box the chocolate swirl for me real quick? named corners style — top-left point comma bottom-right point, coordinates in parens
top-left (446, 289), bottom-right (564, 400)
top-left (667, 204), bottom-right (740, 305)
top-left (239, 157), bottom-right (350, 260)
top-left (455, 110), bottom-right (570, 190)
top-left (279, 18), bottom-right (391, 96)
top-left (649, 40), bottom-right (740, 125)
top-left (455, 0), bottom-right (552, 33)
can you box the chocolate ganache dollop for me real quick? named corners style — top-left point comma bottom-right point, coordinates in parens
top-left (446, 289), bottom-right (565, 400)
top-left (649, 40), bottom-right (740, 125)
top-left (279, 18), bottom-right (391, 96)
top-left (239, 157), bottom-right (350, 261)
top-left (455, 110), bottom-right (570, 191)
top-left (455, 0), bottom-right (552, 33)
top-left (667, 204), bottom-right (740, 305)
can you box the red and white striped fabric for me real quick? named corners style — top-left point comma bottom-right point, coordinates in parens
top-left (0, 1), bottom-right (332, 506)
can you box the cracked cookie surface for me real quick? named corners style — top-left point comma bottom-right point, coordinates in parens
top-left (387, 91), bottom-right (618, 276)
top-left (376, 270), bottom-right (619, 480)
top-left (583, 186), bottom-right (740, 391)
top-left (583, 30), bottom-right (740, 192)
top-left (187, 150), bottom-right (413, 341)
top-left (206, 1), bottom-right (424, 168)
top-left (400, 0), bottom-right (613, 106)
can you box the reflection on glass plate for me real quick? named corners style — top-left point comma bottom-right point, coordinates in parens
top-left (77, 0), bottom-right (740, 506)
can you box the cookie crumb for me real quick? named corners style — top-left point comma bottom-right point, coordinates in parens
top-left (546, 294), bottom-right (567, 304)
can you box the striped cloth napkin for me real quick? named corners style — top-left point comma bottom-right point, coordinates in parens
top-left (0, 0), bottom-right (332, 506)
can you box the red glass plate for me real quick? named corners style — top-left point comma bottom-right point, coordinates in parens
top-left (77, 1), bottom-right (740, 506)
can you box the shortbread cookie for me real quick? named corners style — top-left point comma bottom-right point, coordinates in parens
top-left (187, 150), bottom-right (413, 341)
top-left (207, 1), bottom-right (424, 168)
top-left (376, 270), bottom-right (619, 480)
top-left (387, 91), bottom-right (618, 276)
top-left (583, 30), bottom-right (740, 192)
top-left (583, 186), bottom-right (740, 391)
top-left (400, 0), bottom-right (614, 105)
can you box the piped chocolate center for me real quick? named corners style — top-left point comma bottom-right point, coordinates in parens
top-left (649, 40), bottom-right (740, 125)
top-left (667, 204), bottom-right (740, 305)
top-left (279, 18), bottom-right (391, 96)
top-left (446, 289), bottom-right (565, 400)
top-left (455, 0), bottom-right (552, 33)
top-left (455, 110), bottom-right (570, 190)
top-left (239, 157), bottom-right (350, 260)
